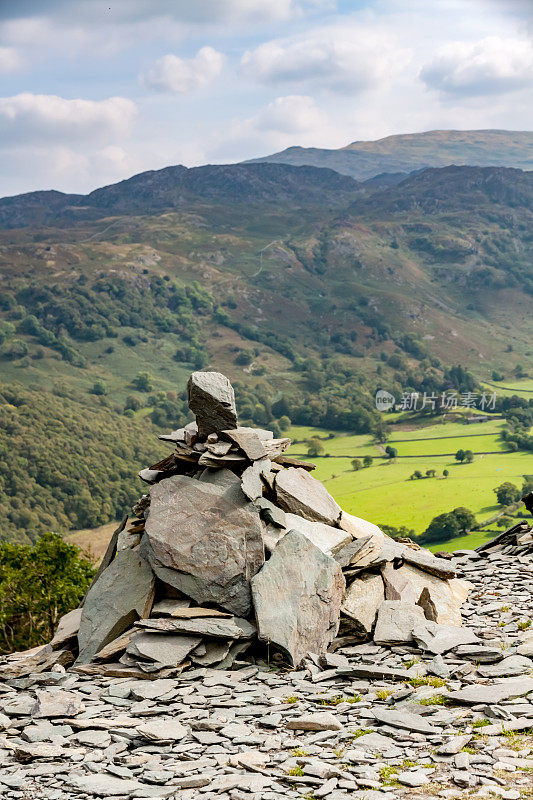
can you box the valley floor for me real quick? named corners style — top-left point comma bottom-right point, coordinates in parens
top-left (287, 417), bottom-right (533, 552)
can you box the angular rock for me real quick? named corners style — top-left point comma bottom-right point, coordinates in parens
top-left (126, 632), bottom-right (202, 666)
top-left (284, 513), bottom-right (352, 556)
top-left (67, 774), bottom-right (145, 796)
top-left (338, 513), bottom-right (385, 547)
top-left (15, 743), bottom-right (65, 761)
top-left (50, 608), bottom-right (82, 649)
top-left (254, 497), bottom-right (287, 528)
top-left (144, 475), bottom-right (264, 616)
top-left (286, 711), bottom-right (342, 731)
top-left (453, 644), bottom-right (503, 663)
top-left (338, 664), bottom-right (411, 681)
top-left (412, 621), bottom-right (479, 654)
top-left (398, 771), bottom-right (430, 787)
top-left (372, 708), bottom-right (439, 735)
top-left (373, 601), bottom-right (427, 645)
top-left (251, 530), bottom-right (345, 667)
top-left (77, 549), bottom-right (155, 664)
top-left (477, 655), bottom-right (533, 678)
top-left (31, 689), bottom-right (84, 718)
top-left (241, 459), bottom-right (270, 502)
top-left (275, 467), bottom-right (341, 525)
top-left (437, 735), bottom-right (473, 755)
top-left (190, 639), bottom-right (233, 666)
top-left (447, 679), bottom-right (533, 705)
top-left (341, 573), bottom-right (385, 635)
top-left (517, 634), bottom-right (533, 657)
top-left (333, 535), bottom-right (374, 568)
top-left (136, 615), bottom-right (255, 639)
top-left (136, 718), bottom-right (188, 741)
top-left (382, 563), bottom-right (469, 626)
top-left (187, 371), bottom-right (237, 438)
top-left (223, 427), bottom-right (268, 460)
top-left (402, 547), bottom-right (456, 579)
top-left (151, 603), bottom-right (230, 619)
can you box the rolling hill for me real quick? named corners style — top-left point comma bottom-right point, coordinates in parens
top-left (248, 129), bottom-right (533, 180)
top-left (0, 159), bottom-right (531, 543)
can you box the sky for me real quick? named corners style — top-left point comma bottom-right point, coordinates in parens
top-left (0, 0), bottom-right (531, 197)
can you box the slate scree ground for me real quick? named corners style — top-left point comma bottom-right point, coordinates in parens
top-left (1, 371), bottom-right (533, 800)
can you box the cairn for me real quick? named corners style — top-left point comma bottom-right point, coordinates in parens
top-left (9, 372), bottom-right (475, 679)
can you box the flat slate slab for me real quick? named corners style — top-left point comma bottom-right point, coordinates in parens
top-left (144, 475), bottom-right (264, 617)
top-left (372, 708), bottom-right (440, 735)
top-left (284, 513), bottom-right (352, 556)
top-left (447, 678), bottom-right (533, 705)
top-left (136, 615), bottom-right (255, 639)
top-left (275, 467), bottom-right (341, 525)
top-left (77, 550), bottom-right (155, 664)
top-left (251, 530), bottom-right (344, 667)
top-left (373, 600), bottom-right (427, 645)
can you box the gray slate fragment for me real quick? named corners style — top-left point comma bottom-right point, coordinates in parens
top-left (284, 512), bottom-right (352, 556)
top-left (144, 475), bottom-right (264, 616)
top-left (373, 600), bottom-right (427, 645)
top-left (338, 663), bottom-right (412, 681)
top-left (372, 707), bottom-right (439, 734)
top-left (251, 530), bottom-right (345, 667)
top-left (136, 615), bottom-right (255, 639)
top-left (77, 549), bottom-right (155, 664)
top-left (50, 608), bottom-right (82, 648)
top-left (187, 371), bottom-right (238, 438)
top-left (275, 467), bottom-right (342, 525)
top-left (126, 632), bottom-right (202, 666)
top-left (341, 573), bottom-right (384, 635)
top-left (477, 655), bottom-right (533, 678)
top-left (254, 497), bottom-right (287, 528)
top-left (31, 689), bottom-right (84, 718)
top-left (447, 679), bottom-right (533, 705)
top-left (223, 427), bottom-right (268, 460)
top-left (412, 621), bottom-right (480, 654)
top-left (67, 774), bottom-right (146, 796)
top-left (286, 711), bottom-right (342, 731)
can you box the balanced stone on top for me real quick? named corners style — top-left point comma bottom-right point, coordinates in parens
top-left (187, 371), bottom-right (238, 439)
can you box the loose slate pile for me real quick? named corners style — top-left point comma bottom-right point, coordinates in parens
top-left (21, 371), bottom-right (472, 678)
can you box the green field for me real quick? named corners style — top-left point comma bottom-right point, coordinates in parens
top-left (288, 419), bottom-right (533, 552)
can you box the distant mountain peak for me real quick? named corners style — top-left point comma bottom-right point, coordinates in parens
top-left (247, 129), bottom-right (533, 181)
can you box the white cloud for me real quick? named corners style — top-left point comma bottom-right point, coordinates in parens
top-left (241, 28), bottom-right (410, 93)
top-left (420, 36), bottom-right (533, 96)
top-left (142, 47), bottom-right (224, 93)
top-left (212, 94), bottom-right (344, 161)
top-left (0, 46), bottom-right (22, 73)
top-left (0, 93), bottom-right (138, 144)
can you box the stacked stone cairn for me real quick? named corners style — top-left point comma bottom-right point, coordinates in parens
top-left (22, 372), bottom-right (473, 679)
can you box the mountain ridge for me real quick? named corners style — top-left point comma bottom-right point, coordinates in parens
top-left (247, 129), bottom-right (533, 180)
top-left (0, 162), bottom-right (361, 230)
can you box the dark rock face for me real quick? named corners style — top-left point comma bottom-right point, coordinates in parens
top-left (144, 475), bottom-right (264, 617)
